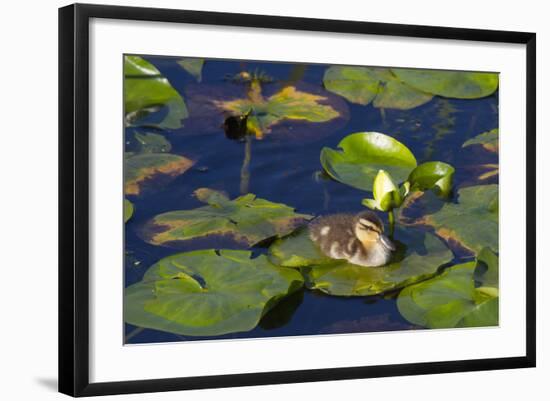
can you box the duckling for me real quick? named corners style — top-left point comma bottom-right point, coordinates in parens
top-left (309, 211), bottom-right (396, 267)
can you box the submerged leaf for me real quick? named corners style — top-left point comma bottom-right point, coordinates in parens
top-left (177, 58), bottom-right (205, 82)
top-left (125, 153), bottom-right (194, 195)
top-left (214, 86), bottom-right (340, 139)
top-left (124, 249), bottom-right (304, 337)
top-left (124, 199), bottom-right (134, 223)
top-left (145, 189), bottom-right (313, 247)
top-left (131, 132), bottom-right (172, 154)
top-left (397, 252), bottom-right (499, 329)
top-left (269, 228), bottom-right (452, 296)
top-left (124, 55), bottom-right (188, 129)
top-left (320, 132), bottom-right (417, 191)
top-left (323, 66), bottom-right (433, 110)
top-left (463, 128), bottom-right (499, 153)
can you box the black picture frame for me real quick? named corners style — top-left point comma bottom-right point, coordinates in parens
top-left (59, 3), bottom-right (536, 397)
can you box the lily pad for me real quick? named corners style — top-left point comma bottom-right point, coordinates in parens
top-left (124, 249), bottom-right (304, 337)
top-left (177, 58), bottom-right (204, 82)
top-left (323, 66), bottom-right (433, 110)
top-left (397, 250), bottom-right (499, 329)
top-left (392, 68), bottom-right (499, 99)
top-left (125, 153), bottom-right (194, 195)
top-left (145, 189), bottom-right (313, 247)
top-left (124, 199), bottom-right (134, 223)
top-left (214, 85), bottom-right (340, 139)
top-left (463, 128), bottom-right (499, 153)
top-left (320, 132), bottom-right (417, 191)
top-left (269, 228), bottom-right (453, 296)
top-left (421, 184), bottom-right (498, 253)
top-left (124, 55), bottom-right (188, 129)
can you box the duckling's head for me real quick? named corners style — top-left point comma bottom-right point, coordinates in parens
top-left (353, 211), bottom-right (396, 252)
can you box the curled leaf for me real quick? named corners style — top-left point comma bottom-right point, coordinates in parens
top-left (408, 161), bottom-right (455, 197)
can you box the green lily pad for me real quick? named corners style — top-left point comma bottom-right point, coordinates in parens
top-left (177, 58), bottom-right (204, 82)
top-left (397, 250), bottom-right (499, 329)
top-left (125, 153), bottom-right (194, 195)
top-left (320, 132), bottom-right (417, 191)
top-left (408, 161), bottom-right (455, 197)
top-left (124, 199), bottom-right (134, 223)
top-left (269, 228), bottom-right (453, 296)
top-left (214, 86), bottom-right (340, 139)
top-left (145, 189), bottom-right (313, 247)
top-left (463, 128), bottom-right (499, 153)
top-left (392, 68), bottom-right (499, 99)
top-left (323, 66), bottom-right (433, 110)
top-left (124, 249), bottom-right (304, 337)
top-left (421, 184), bottom-right (499, 253)
top-left (124, 55), bottom-right (188, 129)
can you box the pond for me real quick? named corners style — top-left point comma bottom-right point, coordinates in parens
top-left (124, 56), bottom-right (499, 344)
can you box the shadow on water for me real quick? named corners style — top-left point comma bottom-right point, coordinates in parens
top-left (125, 55), bottom-right (498, 344)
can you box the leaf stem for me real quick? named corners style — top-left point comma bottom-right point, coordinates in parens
top-left (388, 209), bottom-right (395, 237)
top-left (240, 134), bottom-right (252, 194)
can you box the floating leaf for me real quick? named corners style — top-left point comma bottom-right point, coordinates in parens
top-left (125, 153), bottom-right (194, 195)
top-left (145, 189), bottom-right (313, 247)
top-left (177, 58), bottom-right (204, 82)
top-left (421, 184), bottom-right (498, 253)
top-left (397, 252), bottom-right (499, 329)
top-left (463, 128), bottom-right (499, 153)
top-left (124, 199), bottom-right (134, 223)
top-left (124, 55), bottom-right (188, 129)
top-left (269, 228), bottom-right (452, 296)
top-left (124, 249), bottom-right (304, 336)
top-left (323, 66), bottom-right (433, 110)
top-left (320, 132), bottom-right (417, 191)
top-left (408, 161), bottom-right (455, 197)
top-left (392, 68), bottom-right (499, 99)
top-left (214, 85), bottom-right (340, 139)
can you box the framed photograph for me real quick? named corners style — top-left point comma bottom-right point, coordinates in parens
top-left (59, 3), bottom-right (536, 397)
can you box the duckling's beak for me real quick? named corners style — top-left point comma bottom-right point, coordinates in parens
top-left (379, 234), bottom-right (396, 251)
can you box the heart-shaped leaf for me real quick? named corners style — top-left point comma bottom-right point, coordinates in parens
top-left (392, 68), bottom-right (499, 99)
top-left (124, 55), bottom-right (188, 129)
top-left (408, 161), bottom-right (455, 197)
top-left (144, 189), bottom-right (313, 247)
top-left (397, 250), bottom-right (499, 329)
top-left (323, 66), bottom-right (433, 110)
top-left (124, 249), bottom-right (304, 337)
top-left (125, 153), bottom-right (194, 195)
top-left (320, 132), bottom-right (417, 191)
top-left (268, 227), bottom-right (452, 296)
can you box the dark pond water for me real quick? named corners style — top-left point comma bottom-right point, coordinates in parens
top-left (124, 56), bottom-right (498, 344)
